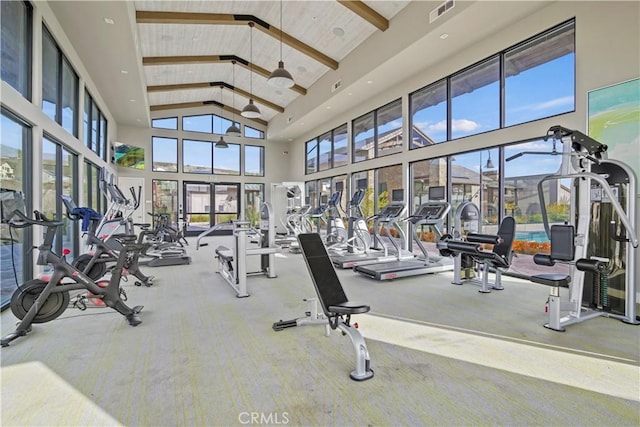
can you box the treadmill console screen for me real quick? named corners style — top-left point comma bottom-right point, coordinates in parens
top-left (380, 204), bottom-right (404, 218)
top-left (415, 203), bottom-right (450, 222)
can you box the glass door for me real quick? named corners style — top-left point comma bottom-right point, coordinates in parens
top-left (184, 181), bottom-right (211, 235)
top-left (183, 182), bottom-right (240, 236)
top-left (212, 183), bottom-right (240, 225)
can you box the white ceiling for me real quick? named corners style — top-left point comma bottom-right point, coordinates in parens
top-left (48, 1), bottom-right (555, 142)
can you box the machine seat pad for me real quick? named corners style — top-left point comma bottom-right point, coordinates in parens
top-left (215, 246), bottom-right (234, 262)
top-left (328, 301), bottom-right (370, 315)
top-left (530, 273), bottom-right (570, 288)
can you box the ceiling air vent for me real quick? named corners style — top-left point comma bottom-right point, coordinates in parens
top-left (429, 0), bottom-right (455, 24)
top-left (331, 79), bottom-right (342, 93)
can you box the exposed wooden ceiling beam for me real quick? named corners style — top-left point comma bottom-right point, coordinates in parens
top-left (147, 82), bottom-right (285, 113)
top-left (150, 100), bottom-right (268, 126)
top-left (143, 55), bottom-right (307, 96)
top-left (136, 11), bottom-right (338, 70)
top-left (336, 1), bottom-right (389, 31)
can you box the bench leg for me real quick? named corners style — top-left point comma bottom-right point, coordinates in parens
top-left (337, 322), bottom-right (374, 381)
top-left (544, 288), bottom-right (566, 332)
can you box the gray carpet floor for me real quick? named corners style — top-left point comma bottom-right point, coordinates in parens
top-left (2, 235), bottom-right (639, 426)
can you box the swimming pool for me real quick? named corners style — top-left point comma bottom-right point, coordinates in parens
top-left (515, 231), bottom-right (549, 243)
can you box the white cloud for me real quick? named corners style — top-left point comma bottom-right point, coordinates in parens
top-left (504, 139), bottom-right (551, 152)
top-left (428, 120), bottom-right (447, 131)
top-left (532, 96), bottom-right (574, 111)
top-left (426, 119), bottom-right (480, 132)
top-left (451, 119), bottom-right (480, 132)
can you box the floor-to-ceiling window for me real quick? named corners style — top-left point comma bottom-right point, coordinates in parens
top-left (503, 138), bottom-right (570, 276)
top-left (152, 136), bottom-right (178, 172)
top-left (450, 148), bottom-right (500, 232)
top-left (0, 0), bottom-right (32, 100)
top-left (84, 89), bottom-right (108, 160)
top-left (244, 145), bottom-right (264, 177)
top-left (410, 158), bottom-right (448, 212)
top-left (42, 25), bottom-right (78, 137)
top-left (83, 161), bottom-right (105, 213)
top-left (0, 110), bottom-right (32, 308)
top-left (42, 136), bottom-right (78, 260)
top-left (152, 180), bottom-right (179, 227)
top-left (244, 183), bottom-right (264, 226)
top-left (350, 170), bottom-right (375, 218)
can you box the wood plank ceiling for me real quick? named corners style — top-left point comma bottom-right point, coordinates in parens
top-left (135, 1), bottom-right (410, 125)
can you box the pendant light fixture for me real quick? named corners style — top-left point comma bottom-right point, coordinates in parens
top-left (216, 84), bottom-right (229, 149)
top-left (268, 0), bottom-right (294, 89)
top-left (241, 22), bottom-right (262, 119)
top-left (485, 150), bottom-right (495, 169)
top-left (225, 60), bottom-right (242, 137)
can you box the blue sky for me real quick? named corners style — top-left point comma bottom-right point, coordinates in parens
top-left (413, 53), bottom-right (575, 143)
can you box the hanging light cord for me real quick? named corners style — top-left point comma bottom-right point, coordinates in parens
top-left (231, 60), bottom-right (236, 121)
top-left (280, 0), bottom-right (283, 61)
top-left (249, 22), bottom-right (254, 97)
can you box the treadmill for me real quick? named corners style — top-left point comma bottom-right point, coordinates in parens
top-left (354, 202), bottom-right (454, 280)
top-left (331, 202), bottom-right (413, 268)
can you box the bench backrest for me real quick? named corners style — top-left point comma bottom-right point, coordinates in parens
top-left (550, 224), bottom-right (575, 261)
top-left (493, 216), bottom-right (516, 260)
top-left (297, 233), bottom-right (348, 316)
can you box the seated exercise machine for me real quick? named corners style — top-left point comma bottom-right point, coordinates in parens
top-left (438, 205), bottom-right (516, 293)
top-left (214, 203), bottom-right (278, 297)
top-left (355, 201), bottom-right (454, 280)
top-left (272, 232), bottom-right (374, 381)
top-left (513, 125), bottom-right (638, 330)
top-left (1, 191), bottom-right (143, 347)
top-left (529, 224), bottom-right (609, 331)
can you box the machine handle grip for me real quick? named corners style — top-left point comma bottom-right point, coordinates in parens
top-left (467, 233), bottom-right (502, 244)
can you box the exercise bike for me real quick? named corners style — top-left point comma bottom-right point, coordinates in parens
top-left (1, 208), bottom-right (143, 347)
top-left (61, 191), bottom-right (154, 287)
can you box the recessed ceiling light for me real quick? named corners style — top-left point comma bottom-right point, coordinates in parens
top-left (160, 34), bottom-right (173, 42)
top-left (288, 138), bottom-right (293, 142)
top-left (129, 99), bottom-right (135, 102)
top-left (120, 70), bottom-right (128, 75)
top-left (333, 27), bottom-right (345, 37)
top-left (326, 106), bottom-right (332, 110)
top-left (103, 17), bottom-right (114, 25)
top-left (296, 65), bottom-right (307, 73)
top-left (367, 80), bottom-right (373, 84)
top-left (275, 90), bottom-right (283, 95)
top-left (136, 118), bottom-right (141, 122)
top-left (440, 33), bottom-right (449, 39)
top-left (192, 36), bottom-right (198, 41)
top-left (348, 92), bottom-right (353, 96)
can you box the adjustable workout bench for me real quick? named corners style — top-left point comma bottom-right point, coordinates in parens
top-left (273, 232), bottom-right (374, 381)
